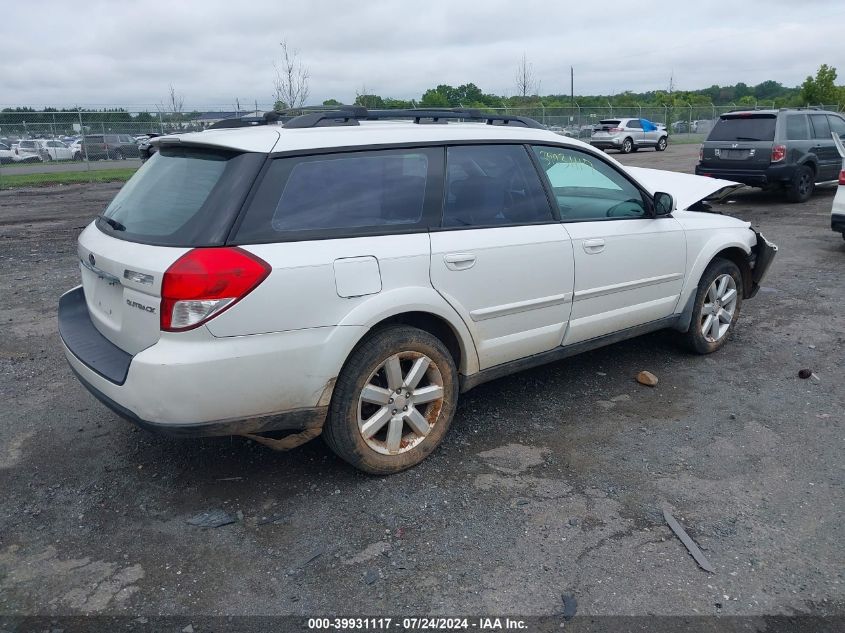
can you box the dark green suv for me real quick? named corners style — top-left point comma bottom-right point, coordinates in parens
top-left (696, 108), bottom-right (845, 202)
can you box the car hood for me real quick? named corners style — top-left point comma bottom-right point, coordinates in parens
top-left (626, 166), bottom-right (742, 211)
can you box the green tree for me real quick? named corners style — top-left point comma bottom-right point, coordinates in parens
top-left (322, 98), bottom-right (342, 106)
top-left (354, 94), bottom-right (385, 108)
top-left (420, 88), bottom-right (450, 107)
top-left (800, 64), bottom-right (839, 104)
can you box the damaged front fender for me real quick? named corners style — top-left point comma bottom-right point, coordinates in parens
top-left (747, 230), bottom-right (778, 298)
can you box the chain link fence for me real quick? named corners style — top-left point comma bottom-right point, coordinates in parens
top-left (1, 104), bottom-right (842, 189)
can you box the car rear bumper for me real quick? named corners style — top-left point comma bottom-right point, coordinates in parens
top-left (59, 286), bottom-right (364, 437)
top-left (695, 163), bottom-right (795, 188)
top-left (832, 212), bottom-right (845, 233)
top-left (590, 137), bottom-right (623, 149)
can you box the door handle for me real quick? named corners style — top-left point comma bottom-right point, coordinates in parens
top-left (444, 253), bottom-right (476, 270)
top-left (582, 238), bottom-right (605, 254)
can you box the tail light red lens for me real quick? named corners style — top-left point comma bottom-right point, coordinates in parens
top-left (839, 170), bottom-right (845, 186)
top-left (160, 247), bottom-right (270, 332)
top-left (609, 127), bottom-right (623, 132)
top-left (699, 146), bottom-right (703, 162)
top-left (771, 144), bottom-right (786, 163)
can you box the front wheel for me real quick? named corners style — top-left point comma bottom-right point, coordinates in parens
top-left (323, 326), bottom-right (459, 474)
top-left (682, 258), bottom-right (743, 354)
top-left (656, 136), bottom-right (668, 151)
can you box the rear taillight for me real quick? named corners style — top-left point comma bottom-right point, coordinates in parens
top-left (839, 170), bottom-right (845, 186)
top-left (609, 127), bottom-right (623, 132)
top-left (699, 146), bottom-right (703, 162)
top-left (771, 144), bottom-right (786, 163)
top-left (160, 247), bottom-right (270, 332)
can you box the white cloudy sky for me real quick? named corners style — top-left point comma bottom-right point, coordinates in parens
top-left (2, 0), bottom-right (843, 109)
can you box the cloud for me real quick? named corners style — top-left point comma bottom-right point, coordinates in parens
top-left (0, 0), bottom-right (842, 108)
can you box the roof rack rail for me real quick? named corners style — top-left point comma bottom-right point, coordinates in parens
top-left (281, 107), bottom-right (545, 129)
top-left (208, 116), bottom-right (268, 129)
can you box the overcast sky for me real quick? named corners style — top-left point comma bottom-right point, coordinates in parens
top-left (2, 0), bottom-right (843, 110)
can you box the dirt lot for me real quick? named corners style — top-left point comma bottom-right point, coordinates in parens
top-left (1, 144), bottom-right (843, 623)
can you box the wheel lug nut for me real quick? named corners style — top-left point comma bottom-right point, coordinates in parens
top-left (403, 406), bottom-right (408, 411)
top-left (392, 409), bottom-right (397, 414)
top-left (389, 398), bottom-right (394, 404)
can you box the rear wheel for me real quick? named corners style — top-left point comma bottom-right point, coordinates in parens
top-left (111, 149), bottom-right (124, 160)
top-left (620, 137), bottom-right (634, 154)
top-left (323, 326), bottom-right (459, 474)
top-left (786, 165), bottom-right (814, 203)
top-left (656, 136), bottom-right (668, 151)
top-left (682, 259), bottom-right (743, 354)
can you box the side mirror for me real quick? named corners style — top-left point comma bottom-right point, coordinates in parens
top-left (653, 191), bottom-right (674, 216)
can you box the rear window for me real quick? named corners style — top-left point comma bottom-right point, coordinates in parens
top-left (809, 114), bottom-right (831, 140)
top-left (708, 115), bottom-right (776, 142)
top-left (786, 114), bottom-right (810, 140)
top-left (234, 148), bottom-right (440, 242)
top-left (97, 147), bottom-right (262, 247)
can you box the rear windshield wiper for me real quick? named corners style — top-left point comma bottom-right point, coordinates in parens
top-left (96, 214), bottom-right (126, 231)
top-left (733, 136), bottom-right (761, 141)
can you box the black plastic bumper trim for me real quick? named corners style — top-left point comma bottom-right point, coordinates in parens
top-left (58, 287), bottom-right (132, 385)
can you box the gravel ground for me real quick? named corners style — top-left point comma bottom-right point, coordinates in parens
top-left (0, 144), bottom-right (843, 622)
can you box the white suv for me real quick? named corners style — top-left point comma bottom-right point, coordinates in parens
top-left (591, 118), bottom-right (669, 154)
top-left (59, 108), bottom-right (777, 474)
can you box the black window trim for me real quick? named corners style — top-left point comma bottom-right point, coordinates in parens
top-left (529, 143), bottom-right (658, 223)
top-left (229, 138), bottom-right (661, 244)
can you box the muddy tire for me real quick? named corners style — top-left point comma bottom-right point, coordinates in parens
top-left (682, 258), bottom-right (743, 355)
top-left (323, 326), bottom-right (458, 474)
top-left (785, 165), bottom-right (814, 203)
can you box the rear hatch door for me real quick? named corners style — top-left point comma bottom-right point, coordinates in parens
top-left (700, 113), bottom-right (776, 169)
top-left (77, 145), bottom-right (265, 354)
top-left (592, 119), bottom-right (621, 139)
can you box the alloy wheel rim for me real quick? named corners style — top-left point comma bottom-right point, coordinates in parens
top-left (701, 274), bottom-right (738, 343)
top-left (799, 174), bottom-right (810, 195)
top-left (357, 351), bottom-right (444, 455)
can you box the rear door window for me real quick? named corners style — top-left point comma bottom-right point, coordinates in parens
top-left (626, 119), bottom-right (642, 129)
top-left (235, 148), bottom-right (441, 242)
top-left (785, 114), bottom-right (810, 140)
top-left (809, 114), bottom-right (831, 140)
top-left (442, 145), bottom-right (553, 228)
top-left (708, 115), bottom-right (776, 141)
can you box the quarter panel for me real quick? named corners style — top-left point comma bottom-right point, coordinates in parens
top-left (207, 234), bottom-right (432, 336)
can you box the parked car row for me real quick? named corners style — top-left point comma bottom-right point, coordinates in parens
top-left (0, 134), bottom-right (144, 163)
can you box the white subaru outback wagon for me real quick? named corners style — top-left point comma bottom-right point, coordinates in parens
top-left (59, 108), bottom-right (777, 474)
